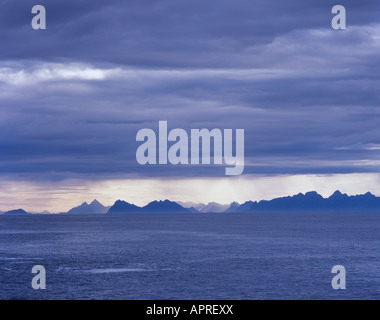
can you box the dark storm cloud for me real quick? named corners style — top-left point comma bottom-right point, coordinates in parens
top-left (0, 0), bottom-right (379, 179)
top-left (0, 0), bottom-right (379, 66)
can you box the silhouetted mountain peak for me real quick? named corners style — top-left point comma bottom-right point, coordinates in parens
top-left (67, 199), bottom-right (109, 214)
top-left (187, 207), bottom-right (201, 213)
top-left (304, 191), bottom-right (323, 199)
top-left (177, 201), bottom-right (206, 210)
top-left (4, 209), bottom-right (31, 215)
top-left (226, 201), bottom-right (241, 213)
top-left (364, 191), bottom-right (375, 198)
top-left (143, 200), bottom-right (189, 213)
top-left (200, 202), bottom-right (230, 213)
top-left (329, 190), bottom-right (348, 199)
top-left (108, 200), bottom-right (141, 214)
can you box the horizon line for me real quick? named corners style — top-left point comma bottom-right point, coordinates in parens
top-left (1, 189), bottom-right (378, 214)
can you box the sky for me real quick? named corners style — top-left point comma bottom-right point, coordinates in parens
top-left (0, 0), bottom-right (380, 212)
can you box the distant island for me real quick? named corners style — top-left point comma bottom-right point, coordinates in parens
top-left (3, 191), bottom-right (380, 215)
top-left (66, 199), bottom-right (110, 214)
top-left (3, 209), bottom-right (31, 215)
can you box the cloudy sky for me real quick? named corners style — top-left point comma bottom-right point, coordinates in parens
top-left (0, 0), bottom-right (379, 212)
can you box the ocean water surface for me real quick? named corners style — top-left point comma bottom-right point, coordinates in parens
top-left (0, 212), bottom-right (379, 300)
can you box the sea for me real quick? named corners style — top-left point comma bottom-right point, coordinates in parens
top-left (0, 212), bottom-right (379, 300)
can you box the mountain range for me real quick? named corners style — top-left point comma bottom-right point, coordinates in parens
top-left (3, 191), bottom-right (380, 214)
top-left (178, 201), bottom-right (230, 213)
top-left (65, 199), bottom-right (110, 214)
top-left (108, 199), bottom-right (191, 214)
top-left (227, 191), bottom-right (380, 213)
